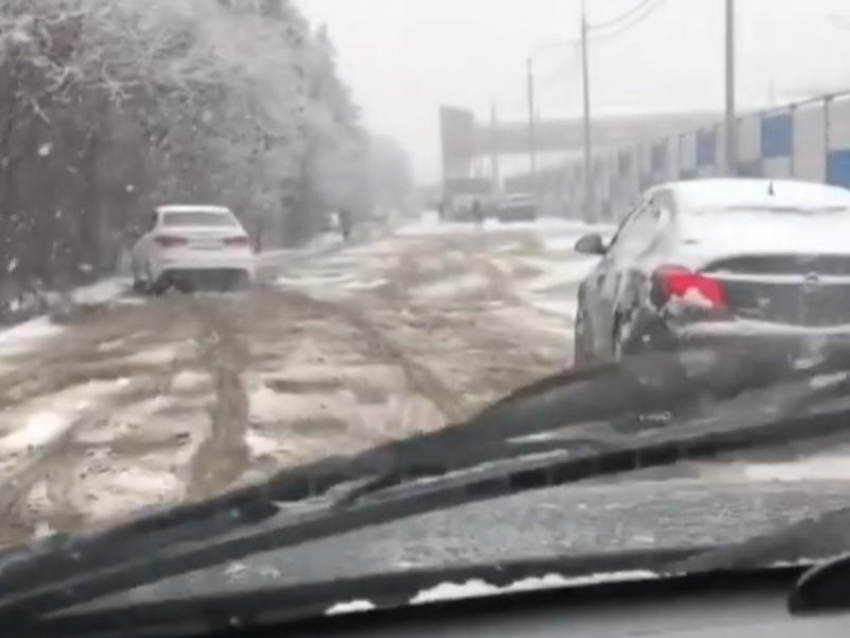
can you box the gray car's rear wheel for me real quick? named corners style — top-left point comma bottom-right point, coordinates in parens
top-left (612, 311), bottom-right (638, 362)
top-left (573, 300), bottom-right (596, 367)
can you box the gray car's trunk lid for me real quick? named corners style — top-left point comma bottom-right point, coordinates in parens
top-left (676, 210), bottom-right (850, 326)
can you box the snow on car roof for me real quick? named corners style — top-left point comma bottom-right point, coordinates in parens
top-left (657, 179), bottom-right (850, 211)
top-left (156, 204), bottom-right (232, 214)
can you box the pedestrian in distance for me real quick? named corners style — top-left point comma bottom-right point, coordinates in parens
top-left (338, 209), bottom-right (353, 242)
top-left (472, 198), bottom-right (484, 228)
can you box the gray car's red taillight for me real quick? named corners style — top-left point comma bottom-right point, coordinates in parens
top-left (652, 265), bottom-right (727, 309)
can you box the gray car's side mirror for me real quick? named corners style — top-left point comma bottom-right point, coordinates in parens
top-left (574, 233), bottom-right (606, 256)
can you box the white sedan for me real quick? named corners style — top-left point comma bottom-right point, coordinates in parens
top-left (131, 205), bottom-right (255, 294)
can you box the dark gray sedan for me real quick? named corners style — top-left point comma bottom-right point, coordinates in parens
top-left (573, 179), bottom-right (850, 365)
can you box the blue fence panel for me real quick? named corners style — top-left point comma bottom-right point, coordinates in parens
top-left (696, 129), bottom-right (716, 167)
top-left (761, 113), bottom-right (793, 159)
top-left (827, 150), bottom-right (850, 187)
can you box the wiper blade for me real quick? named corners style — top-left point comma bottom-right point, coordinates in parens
top-left (2, 348), bottom-right (850, 622)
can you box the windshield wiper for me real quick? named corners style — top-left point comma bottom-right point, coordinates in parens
top-left (2, 346), bottom-right (850, 623)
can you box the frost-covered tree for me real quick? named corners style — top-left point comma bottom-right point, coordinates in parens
top-left (288, 24), bottom-right (372, 242)
top-left (0, 0), bottom-right (370, 315)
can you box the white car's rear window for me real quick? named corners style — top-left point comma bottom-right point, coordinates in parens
top-left (162, 211), bottom-right (238, 227)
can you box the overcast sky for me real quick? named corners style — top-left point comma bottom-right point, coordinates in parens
top-left (295, 0), bottom-right (850, 183)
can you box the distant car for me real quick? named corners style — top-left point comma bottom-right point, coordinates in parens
top-left (496, 193), bottom-right (538, 222)
top-left (573, 179), bottom-right (850, 365)
top-left (131, 205), bottom-right (255, 294)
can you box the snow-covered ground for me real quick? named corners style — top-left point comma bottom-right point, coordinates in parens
top-left (0, 216), bottom-right (601, 547)
top-left (0, 214), bottom-right (840, 550)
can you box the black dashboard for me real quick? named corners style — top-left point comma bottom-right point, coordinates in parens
top-left (206, 569), bottom-right (850, 638)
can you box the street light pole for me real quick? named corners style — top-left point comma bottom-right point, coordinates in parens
top-left (580, 0), bottom-right (594, 221)
top-left (724, 0), bottom-right (738, 176)
top-left (526, 58), bottom-right (538, 192)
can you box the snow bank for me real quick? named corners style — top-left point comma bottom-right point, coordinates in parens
top-left (71, 278), bottom-right (132, 306)
top-left (0, 317), bottom-right (63, 358)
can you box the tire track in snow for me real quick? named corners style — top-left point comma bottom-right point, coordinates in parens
top-left (186, 299), bottom-right (251, 500)
top-left (0, 373), bottom-right (183, 546)
top-left (0, 299), bottom-right (194, 410)
top-left (274, 289), bottom-right (468, 424)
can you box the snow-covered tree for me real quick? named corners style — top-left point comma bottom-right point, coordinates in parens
top-left (288, 24), bottom-right (372, 241)
top-left (0, 0), bottom-right (371, 313)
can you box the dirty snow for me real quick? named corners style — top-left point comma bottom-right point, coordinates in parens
top-left (0, 412), bottom-right (72, 452)
top-left (0, 213), bottom-right (844, 548)
top-left (0, 216), bottom-right (597, 546)
top-left (71, 278), bottom-right (133, 306)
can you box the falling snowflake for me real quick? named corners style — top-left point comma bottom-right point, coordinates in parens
top-left (38, 143), bottom-right (53, 157)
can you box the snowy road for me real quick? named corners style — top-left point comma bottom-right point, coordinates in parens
top-left (0, 216), bottom-right (602, 547)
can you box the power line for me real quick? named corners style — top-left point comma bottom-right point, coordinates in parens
top-left (504, 0), bottom-right (665, 137)
top-left (588, 0), bottom-right (658, 32)
top-left (589, 0), bottom-right (666, 42)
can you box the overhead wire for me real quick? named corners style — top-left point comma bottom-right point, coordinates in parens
top-left (497, 0), bottom-right (667, 130)
top-left (589, 0), bottom-right (667, 42)
top-left (588, 0), bottom-right (659, 33)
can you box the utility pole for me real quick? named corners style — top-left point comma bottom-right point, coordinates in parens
top-left (724, 0), bottom-right (738, 176)
top-left (526, 58), bottom-right (538, 193)
top-left (580, 0), bottom-right (594, 222)
top-left (490, 99), bottom-right (501, 194)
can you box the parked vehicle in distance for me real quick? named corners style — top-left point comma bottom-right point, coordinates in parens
top-left (131, 205), bottom-right (255, 294)
top-left (495, 192), bottom-right (539, 222)
top-left (573, 179), bottom-right (850, 365)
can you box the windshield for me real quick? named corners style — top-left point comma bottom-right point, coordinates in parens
top-left (6, 0), bottom-right (850, 632)
top-left (161, 211), bottom-right (239, 227)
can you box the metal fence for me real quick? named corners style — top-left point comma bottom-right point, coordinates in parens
top-left (525, 89), bottom-right (850, 222)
